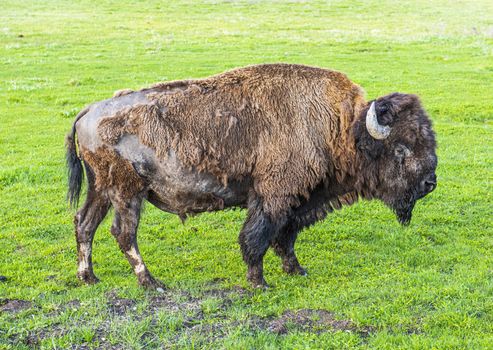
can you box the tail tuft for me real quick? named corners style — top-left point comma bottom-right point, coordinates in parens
top-left (66, 107), bottom-right (89, 208)
top-left (66, 132), bottom-right (83, 208)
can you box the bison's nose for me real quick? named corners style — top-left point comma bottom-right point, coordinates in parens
top-left (421, 174), bottom-right (437, 194)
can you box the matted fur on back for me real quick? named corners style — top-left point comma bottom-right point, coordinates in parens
top-left (97, 64), bottom-right (366, 217)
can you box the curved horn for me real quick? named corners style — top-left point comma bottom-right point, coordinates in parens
top-left (366, 101), bottom-right (391, 140)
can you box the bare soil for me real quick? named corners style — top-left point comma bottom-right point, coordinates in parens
top-left (0, 299), bottom-right (32, 313)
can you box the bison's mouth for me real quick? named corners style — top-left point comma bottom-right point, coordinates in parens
top-left (394, 176), bottom-right (437, 225)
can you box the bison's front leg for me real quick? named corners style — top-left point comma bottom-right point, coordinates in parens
top-left (110, 194), bottom-right (164, 290)
top-left (239, 198), bottom-right (283, 288)
top-left (271, 222), bottom-right (307, 276)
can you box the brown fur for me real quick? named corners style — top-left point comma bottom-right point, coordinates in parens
top-left (98, 64), bottom-right (366, 218)
top-left (68, 63), bottom-right (437, 288)
top-left (80, 146), bottom-right (144, 201)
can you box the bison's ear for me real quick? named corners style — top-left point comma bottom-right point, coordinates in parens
top-left (377, 93), bottom-right (421, 123)
top-left (374, 101), bottom-right (395, 126)
top-left (357, 134), bottom-right (384, 160)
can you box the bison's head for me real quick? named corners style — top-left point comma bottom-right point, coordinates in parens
top-left (355, 93), bottom-right (437, 225)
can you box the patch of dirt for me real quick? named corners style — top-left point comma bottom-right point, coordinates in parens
top-left (148, 289), bottom-right (202, 314)
top-left (0, 299), bottom-right (32, 313)
top-left (23, 327), bottom-right (61, 348)
top-left (203, 285), bottom-right (251, 299)
top-left (144, 284), bottom-right (252, 345)
top-left (180, 320), bottom-right (230, 344)
top-left (147, 285), bottom-right (250, 315)
top-left (143, 285), bottom-right (373, 340)
top-left (10, 324), bottom-right (66, 348)
top-left (204, 277), bottom-right (227, 285)
top-left (66, 299), bottom-right (81, 310)
top-left (91, 320), bottom-right (126, 350)
top-left (4, 281), bottom-right (377, 348)
top-left (255, 309), bottom-right (374, 337)
top-left (106, 291), bottom-right (136, 315)
top-left (201, 285), bottom-right (251, 312)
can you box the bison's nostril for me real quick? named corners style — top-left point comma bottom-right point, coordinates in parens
top-left (424, 180), bottom-right (436, 193)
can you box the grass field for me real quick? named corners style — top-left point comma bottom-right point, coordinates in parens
top-left (1, 0), bottom-right (492, 348)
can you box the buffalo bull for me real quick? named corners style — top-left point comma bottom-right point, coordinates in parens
top-left (66, 64), bottom-right (437, 288)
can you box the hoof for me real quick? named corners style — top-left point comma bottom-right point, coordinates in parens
top-left (139, 274), bottom-right (166, 291)
top-left (77, 271), bottom-right (100, 285)
top-left (248, 276), bottom-right (269, 289)
top-left (246, 265), bottom-right (268, 289)
top-left (283, 264), bottom-right (307, 276)
top-left (252, 282), bottom-right (270, 289)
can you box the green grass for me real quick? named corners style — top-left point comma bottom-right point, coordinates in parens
top-left (1, 0), bottom-right (492, 348)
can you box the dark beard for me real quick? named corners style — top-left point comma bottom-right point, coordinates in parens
top-left (391, 189), bottom-right (418, 226)
top-left (395, 202), bottom-right (415, 226)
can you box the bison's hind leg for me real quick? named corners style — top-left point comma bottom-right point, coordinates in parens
top-left (75, 167), bottom-right (111, 284)
top-left (110, 193), bottom-right (164, 290)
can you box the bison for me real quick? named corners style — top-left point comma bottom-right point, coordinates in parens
top-left (66, 64), bottom-right (437, 289)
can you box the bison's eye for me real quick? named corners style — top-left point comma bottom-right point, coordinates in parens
top-left (394, 144), bottom-right (410, 159)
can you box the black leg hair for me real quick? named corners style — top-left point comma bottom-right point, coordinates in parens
top-left (271, 220), bottom-right (307, 276)
top-left (239, 197), bottom-right (286, 288)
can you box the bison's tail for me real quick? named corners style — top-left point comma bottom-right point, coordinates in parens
top-left (66, 106), bottom-right (89, 208)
